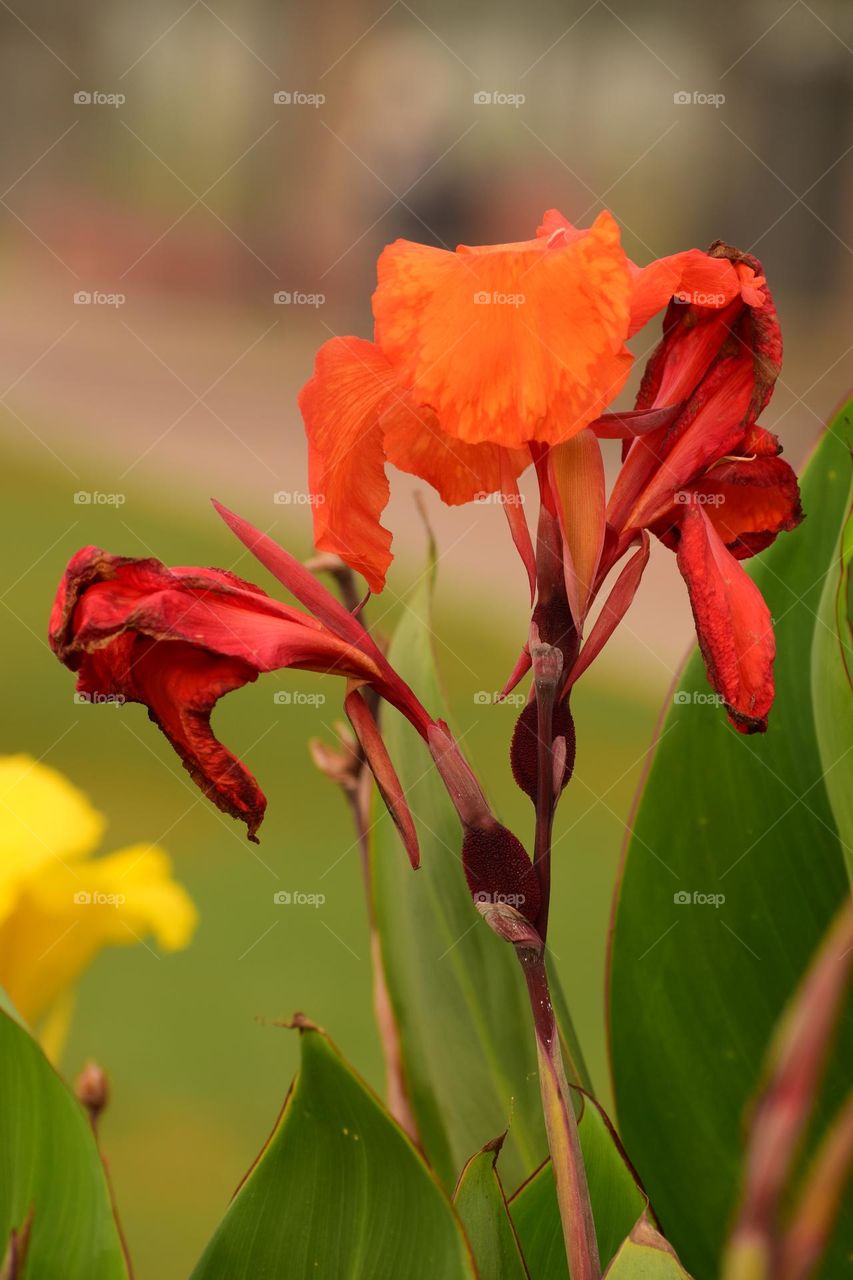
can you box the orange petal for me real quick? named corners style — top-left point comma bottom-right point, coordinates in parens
top-left (629, 249), bottom-right (744, 336)
top-left (549, 429), bottom-right (606, 625)
top-left (373, 210), bottom-right (633, 449)
top-left (298, 337), bottom-right (396, 593)
top-left (381, 397), bottom-right (527, 505)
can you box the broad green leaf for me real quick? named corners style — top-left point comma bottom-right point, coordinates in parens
top-left (372, 573), bottom-right (590, 1190)
top-left (603, 1215), bottom-right (693, 1279)
top-left (0, 1000), bottom-right (129, 1279)
top-left (191, 1022), bottom-right (475, 1280)
top-left (453, 1137), bottom-right (530, 1279)
top-left (608, 416), bottom-right (853, 1280)
top-left (811, 405), bottom-right (853, 880)
top-left (510, 1093), bottom-right (648, 1276)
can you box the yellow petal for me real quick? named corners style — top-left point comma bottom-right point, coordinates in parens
top-left (0, 755), bottom-right (104, 914)
top-left (0, 844), bottom-right (197, 1032)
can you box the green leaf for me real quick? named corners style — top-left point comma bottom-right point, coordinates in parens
top-left (602, 1215), bottom-right (693, 1279)
top-left (510, 1093), bottom-right (648, 1277)
top-left (608, 414), bottom-right (853, 1280)
top-left (453, 1137), bottom-right (530, 1279)
top-left (372, 573), bottom-right (590, 1190)
top-left (811, 406), bottom-right (853, 879)
top-left (191, 1021), bottom-right (475, 1280)
top-left (0, 1001), bottom-right (129, 1279)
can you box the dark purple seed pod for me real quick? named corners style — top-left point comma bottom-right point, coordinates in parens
top-left (510, 699), bottom-right (576, 803)
top-left (462, 819), bottom-right (541, 924)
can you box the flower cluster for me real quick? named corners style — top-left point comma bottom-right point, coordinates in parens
top-left (49, 208), bottom-right (801, 945)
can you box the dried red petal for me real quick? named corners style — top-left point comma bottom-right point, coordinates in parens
top-left (692, 455), bottom-right (803, 559)
top-left (676, 504), bottom-right (776, 733)
top-left (49, 543), bottom-right (425, 841)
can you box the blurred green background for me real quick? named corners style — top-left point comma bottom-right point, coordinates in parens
top-left (2, 1), bottom-right (852, 1276)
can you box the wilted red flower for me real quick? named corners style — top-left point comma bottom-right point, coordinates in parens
top-left (599, 245), bottom-right (802, 732)
top-left (49, 503), bottom-right (431, 855)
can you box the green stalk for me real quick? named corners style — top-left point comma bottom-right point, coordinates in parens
top-left (518, 945), bottom-right (600, 1280)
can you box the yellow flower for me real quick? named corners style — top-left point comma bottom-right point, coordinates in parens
top-left (0, 754), bottom-right (197, 1055)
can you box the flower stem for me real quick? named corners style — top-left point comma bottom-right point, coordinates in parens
top-left (518, 945), bottom-right (601, 1280)
top-left (531, 640), bottom-right (562, 939)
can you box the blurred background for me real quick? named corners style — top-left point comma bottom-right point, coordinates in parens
top-left (2, 0), bottom-right (852, 1275)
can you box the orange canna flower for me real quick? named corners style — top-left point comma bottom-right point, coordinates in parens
top-left (299, 209), bottom-right (763, 592)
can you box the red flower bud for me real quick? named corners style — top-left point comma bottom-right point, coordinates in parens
top-left (462, 820), bottom-right (541, 925)
top-left (510, 700), bottom-right (576, 803)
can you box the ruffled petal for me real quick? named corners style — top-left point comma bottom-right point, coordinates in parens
top-left (381, 399), bottom-right (527, 504)
top-left (628, 249), bottom-right (745, 336)
top-left (373, 210), bottom-right (633, 448)
top-left (691, 455), bottom-right (803, 558)
top-left (49, 550), bottom-right (385, 839)
top-left (299, 337), bottom-right (396, 593)
top-left (676, 503), bottom-right (776, 733)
